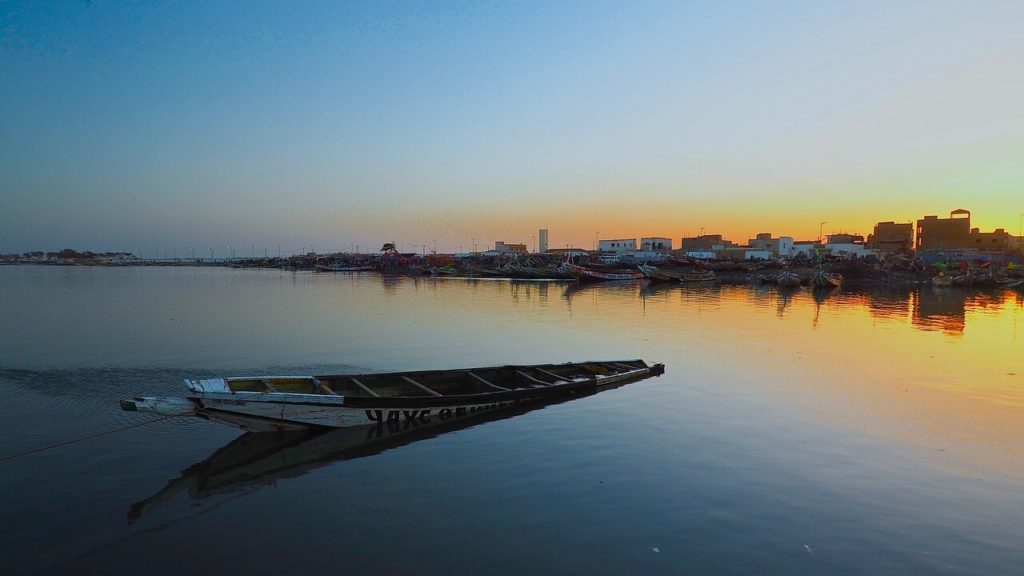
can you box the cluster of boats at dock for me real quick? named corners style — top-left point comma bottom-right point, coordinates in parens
top-left (931, 269), bottom-right (1024, 289)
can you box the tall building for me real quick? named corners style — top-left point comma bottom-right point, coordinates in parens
top-left (916, 209), bottom-right (972, 250)
top-left (538, 229), bottom-right (548, 253)
top-left (867, 222), bottom-right (913, 254)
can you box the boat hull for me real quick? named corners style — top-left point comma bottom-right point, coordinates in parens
top-left (124, 361), bottom-right (665, 432)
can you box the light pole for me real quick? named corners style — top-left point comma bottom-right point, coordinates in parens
top-left (1019, 211), bottom-right (1023, 254)
top-left (818, 221), bottom-right (828, 244)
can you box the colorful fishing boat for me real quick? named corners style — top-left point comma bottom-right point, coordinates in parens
top-left (680, 270), bottom-right (716, 283)
top-left (560, 263), bottom-right (644, 281)
top-left (638, 264), bottom-right (677, 282)
top-left (638, 265), bottom-right (716, 283)
top-left (811, 270), bottom-right (843, 288)
top-left (121, 360), bottom-right (665, 432)
top-left (316, 264), bottom-right (376, 272)
top-left (777, 271), bottom-right (801, 288)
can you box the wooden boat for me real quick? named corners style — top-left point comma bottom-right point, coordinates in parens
top-left (777, 271), bottom-right (801, 288)
top-left (560, 263), bottom-right (644, 281)
top-left (121, 360), bottom-right (665, 432)
top-left (679, 270), bottom-right (716, 283)
top-left (317, 264), bottom-right (375, 272)
top-left (638, 264), bottom-right (677, 282)
top-left (811, 270), bottom-right (843, 288)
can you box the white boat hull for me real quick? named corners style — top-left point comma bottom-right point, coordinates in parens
top-left (123, 367), bottom-right (653, 432)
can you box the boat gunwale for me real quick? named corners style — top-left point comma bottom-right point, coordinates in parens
top-left (188, 362), bottom-right (656, 408)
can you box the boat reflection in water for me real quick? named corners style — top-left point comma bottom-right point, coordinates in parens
top-left (128, 384), bottom-right (630, 523)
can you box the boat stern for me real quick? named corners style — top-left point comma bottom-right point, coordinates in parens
top-left (185, 378), bottom-right (232, 393)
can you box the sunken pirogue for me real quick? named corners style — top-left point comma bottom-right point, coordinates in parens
top-left (121, 360), bottom-right (665, 432)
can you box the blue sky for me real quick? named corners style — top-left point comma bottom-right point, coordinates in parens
top-left (2, 1), bottom-right (1023, 254)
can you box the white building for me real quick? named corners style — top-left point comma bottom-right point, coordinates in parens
top-left (686, 251), bottom-right (716, 260)
top-left (640, 237), bottom-right (672, 252)
top-left (791, 242), bottom-right (820, 258)
top-left (824, 243), bottom-right (870, 258)
top-left (598, 238), bottom-right (637, 254)
top-left (632, 251), bottom-right (670, 262)
top-left (538, 229), bottom-right (548, 253)
top-left (747, 233), bottom-right (794, 256)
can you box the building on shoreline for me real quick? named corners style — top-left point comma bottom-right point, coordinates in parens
top-left (746, 233), bottom-right (794, 257)
top-left (598, 238), bottom-right (637, 254)
top-left (538, 229), bottom-right (548, 253)
top-left (681, 234), bottom-right (734, 252)
top-left (640, 237), bottom-right (672, 252)
top-left (824, 233), bottom-right (869, 258)
top-left (494, 241), bottom-right (527, 254)
top-left (867, 222), bottom-right (914, 255)
top-left (914, 209), bottom-right (1019, 263)
top-left (916, 209), bottom-right (972, 250)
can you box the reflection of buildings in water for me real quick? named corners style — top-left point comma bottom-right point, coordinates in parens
top-left (863, 286), bottom-right (913, 321)
top-left (744, 284), bottom-right (776, 310)
top-left (378, 273), bottom-right (401, 295)
top-left (509, 280), bottom-right (551, 304)
top-left (913, 287), bottom-right (967, 334)
top-left (912, 287), bottom-right (1018, 335)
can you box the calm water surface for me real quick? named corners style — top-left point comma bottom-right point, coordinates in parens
top-left (1, 266), bottom-right (1022, 575)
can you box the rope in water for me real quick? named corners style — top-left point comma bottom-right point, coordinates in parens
top-left (0, 413), bottom-right (183, 463)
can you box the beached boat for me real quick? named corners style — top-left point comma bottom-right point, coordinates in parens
top-left (121, 360), bottom-right (665, 432)
top-left (560, 263), bottom-right (644, 281)
top-left (680, 270), bottom-right (716, 283)
top-left (811, 270), bottom-right (843, 288)
top-left (777, 271), bottom-right (801, 288)
top-left (316, 264), bottom-right (376, 272)
top-left (638, 264), bottom-right (677, 282)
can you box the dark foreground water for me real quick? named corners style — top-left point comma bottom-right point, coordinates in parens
top-left (1, 266), bottom-right (1022, 575)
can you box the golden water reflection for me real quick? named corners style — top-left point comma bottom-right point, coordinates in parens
top-left (553, 279), bottom-right (1024, 477)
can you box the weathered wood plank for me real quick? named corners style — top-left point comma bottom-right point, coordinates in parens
top-left (401, 376), bottom-right (443, 396)
top-left (468, 371), bottom-right (510, 391)
top-left (533, 367), bottom-right (569, 382)
top-left (350, 377), bottom-right (379, 397)
top-left (314, 379), bottom-right (339, 396)
top-left (516, 370), bottom-right (553, 387)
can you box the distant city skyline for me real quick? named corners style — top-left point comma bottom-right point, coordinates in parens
top-left (2, 1), bottom-right (1022, 253)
